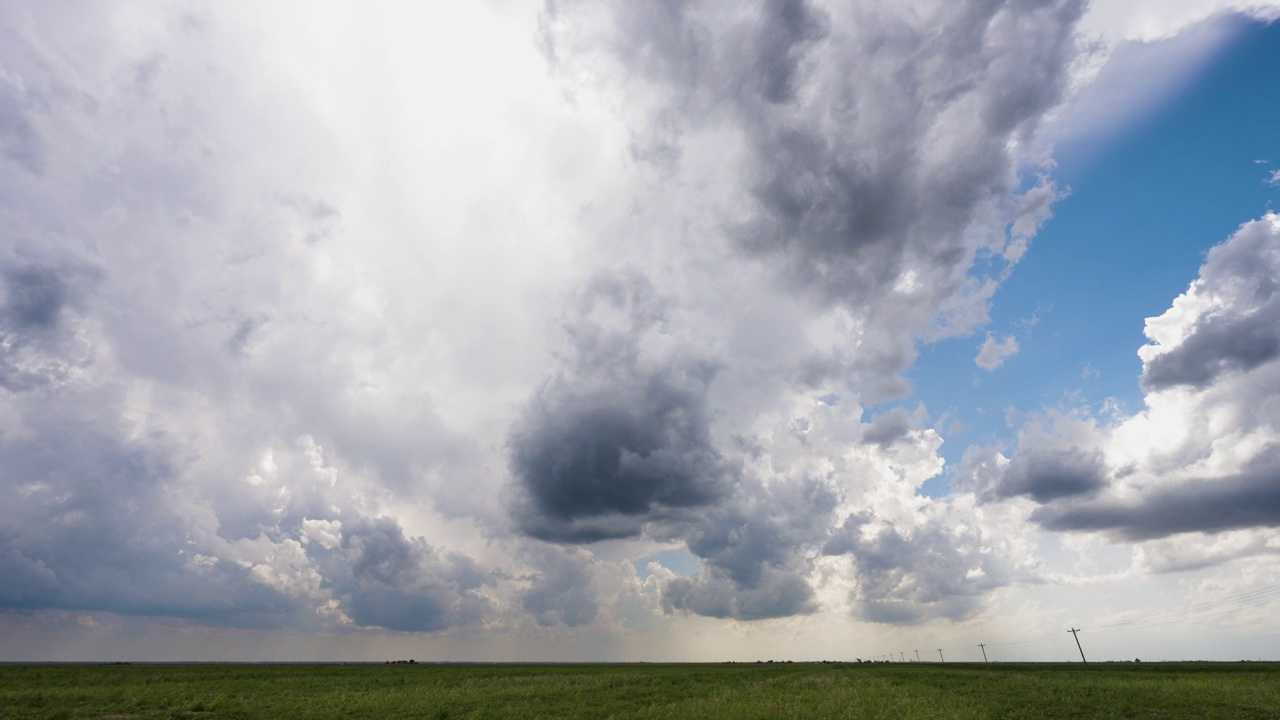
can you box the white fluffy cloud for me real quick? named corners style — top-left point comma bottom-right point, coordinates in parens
top-left (982, 215), bottom-right (1280, 568)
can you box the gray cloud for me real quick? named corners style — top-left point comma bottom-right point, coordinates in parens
top-left (542, 0), bottom-right (1083, 396)
top-left (750, 0), bottom-right (830, 105)
top-left (1142, 214), bottom-right (1280, 390)
top-left (1142, 297), bottom-right (1280, 390)
top-left (519, 546), bottom-right (600, 627)
top-left (508, 271), bottom-right (727, 543)
top-left (823, 510), bottom-right (1012, 624)
top-left (862, 407), bottom-right (912, 447)
top-left (995, 446), bottom-right (1108, 503)
top-left (731, 0), bottom-right (1084, 312)
top-left (330, 518), bottom-right (492, 633)
top-left (0, 258), bottom-right (99, 392)
top-left (1032, 448), bottom-right (1280, 540)
top-left (524, 0), bottom-right (1088, 621)
top-left (661, 564), bottom-right (815, 620)
top-left (0, 84), bottom-right (44, 176)
top-left (0, 399), bottom-right (300, 625)
top-left (659, 475), bottom-right (835, 620)
top-left (3, 265), bottom-right (72, 329)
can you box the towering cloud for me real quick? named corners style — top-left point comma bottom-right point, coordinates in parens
top-left (515, 0), bottom-right (1086, 622)
top-left (10, 0), bottom-right (1271, 658)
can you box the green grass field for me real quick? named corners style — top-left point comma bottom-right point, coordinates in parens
top-left (1, 661), bottom-right (1276, 719)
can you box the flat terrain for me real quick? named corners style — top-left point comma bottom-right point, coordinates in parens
top-left (1, 661), bottom-right (1277, 719)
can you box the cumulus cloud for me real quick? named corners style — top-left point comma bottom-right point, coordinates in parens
top-left (519, 546), bottom-right (601, 628)
top-left (975, 334), bottom-right (1020, 370)
top-left (510, 0), bottom-right (1087, 623)
top-left (862, 407), bottom-right (913, 448)
top-left (540, 0), bottom-right (1083, 395)
top-left (0, 2), bottom-right (518, 634)
top-left (996, 446), bottom-right (1108, 503)
top-left (508, 271), bottom-right (728, 543)
top-left (14, 0), bottom-right (1249, 652)
top-left (1140, 216), bottom-right (1280, 391)
top-left (822, 504), bottom-right (1016, 624)
top-left (328, 518), bottom-right (492, 633)
top-left (992, 215), bottom-right (1280, 547)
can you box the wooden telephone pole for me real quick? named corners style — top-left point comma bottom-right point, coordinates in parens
top-left (1068, 628), bottom-right (1087, 664)
top-left (978, 643), bottom-right (988, 663)
top-left (937, 649), bottom-right (944, 662)
top-left (914, 650), bottom-right (921, 662)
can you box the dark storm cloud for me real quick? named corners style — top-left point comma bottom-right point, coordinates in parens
top-left (331, 518), bottom-right (492, 633)
top-left (823, 510), bottom-right (1011, 624)
top-left (751, 0), bottom-right (829, 104)
top-left (994, 446), bottom-right (1108, 503)
top-left (660, 476), bottom-right (834, 620)
top-left (0, 259), bottom-right (100, 392)
top-left (0, 403), bottom-right (301, 625)
top-left (1, 265), bottom-right (71, 329)
top-left (734, 0), bottom-right (1085, 310)
top-left (509, 271), bottom-right (727, 543)
top-left (1032, 449), bottom-right (1280, 541)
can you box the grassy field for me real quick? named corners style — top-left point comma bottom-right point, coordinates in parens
top-left (1, 661), bottom-right (1277, 719)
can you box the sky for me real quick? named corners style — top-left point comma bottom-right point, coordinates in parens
top-left (2, 0), bottom-right (1280, 664)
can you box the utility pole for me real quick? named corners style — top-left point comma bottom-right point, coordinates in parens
top-left (1068, 628), bottom-right (1087, 664)
top-left (900, 652), bottom-right (905, 662)
top-left (978, 643), bottom-right (988, 663)
top-left (937, 649), bottom-right (944, 662)
top-left (914, 650), bottom-right (920, 662)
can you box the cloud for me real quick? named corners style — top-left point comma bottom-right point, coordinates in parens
top-left (661, 475), bottom-right (836, 620)
top-left (329, 518), bottom-right (492, 633)
top-left (0, 395), bottom-right (301, 624)
top-left (507, 271), bottom-right (728, 543)
top-left (975, 334), bottom-right (1020, 370)
top-left (822, 504), bottom-right (1015, 624)
top-left (992, 215), bottom-right (1280, 546)
top-left (862, 407), bottom-right (912, 448)
top-left (996, 446), bottom-right (1108, 503)
top-left (511, 0), bottom-right (1087, 623)
top-left (1032, 459), bottom-right (1280, 540)
top-left (540, 0), bottom-right (1084, 396)
top-left (1140, 215), bottom-right (1280, 391)
top-left (6, 0), bottom-right (1220, 648)
top-left (519, 546), bottom-right (601, 628)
